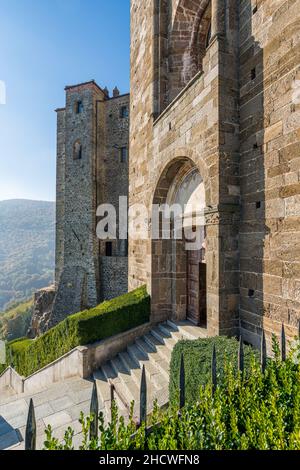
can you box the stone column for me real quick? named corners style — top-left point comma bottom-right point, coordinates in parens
top-left (205, 204), bottom-right (240, 338)
top-left (211, 0), bottom-right (226, 40)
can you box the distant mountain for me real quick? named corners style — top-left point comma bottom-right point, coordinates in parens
top-left (0, 199), bottom-right (55, 310)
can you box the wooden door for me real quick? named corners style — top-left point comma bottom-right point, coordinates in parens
top-left (187, 250), bottom-right (207, 326)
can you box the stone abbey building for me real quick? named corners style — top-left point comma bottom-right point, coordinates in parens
top-left (128, 0), bottom-right (300, 349)
top-left (31, 0), bottom-right (300, 350)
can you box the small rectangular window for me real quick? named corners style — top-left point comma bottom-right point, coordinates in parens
top-left (120, 106), bottom-right (129, 118)
top-left (251, 68), bottom-right (256, 80)
top-left (120, 147), bottom-right (128, 163)
top-left (106, 242), bottom-right (113, 257)
top-left (76, 101), bottom-right (83, 114)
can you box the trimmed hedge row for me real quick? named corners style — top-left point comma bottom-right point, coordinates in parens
top-left (169, 336), bottom-right (259, 407)
top-left (6, 286), bottom-right (150, 377)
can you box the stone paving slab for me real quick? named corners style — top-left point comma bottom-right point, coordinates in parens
top-left (0, 377), bottom-right (94, 450)
top-left (0, 430), bottom-right (21, 450)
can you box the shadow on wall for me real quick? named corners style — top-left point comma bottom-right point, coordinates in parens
top-left (239, 0), bottom-right (267, 350)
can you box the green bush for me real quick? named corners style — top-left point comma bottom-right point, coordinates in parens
top-left (6, 286), bottom-right (150, 377)
top-left (44, 339), bottom-right (300, 450)
top-left (169, 336), bottom-right (259, 407)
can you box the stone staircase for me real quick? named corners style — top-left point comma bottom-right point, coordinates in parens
top-left (93, 320), bottom-right (206, 422)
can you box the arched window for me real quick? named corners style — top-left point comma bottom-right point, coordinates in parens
top-left (166, 0), bottom-right (212, 102)
top-left (73, 141), bottom-right (82, 160)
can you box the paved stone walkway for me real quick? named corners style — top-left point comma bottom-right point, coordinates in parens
top-left (0, 377), bottom-right (93, 450)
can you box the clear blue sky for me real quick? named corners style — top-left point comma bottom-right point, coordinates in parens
top-left (0, 0), bottom-right (130, 202)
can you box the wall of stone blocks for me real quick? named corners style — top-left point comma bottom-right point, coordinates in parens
top-left (98, 94), bottom-right (129, 261)
top-left (129, 0), bottom-right (240, 336)
top-left (48, 83), bottom-right (130, 329)
top-left (52, 82), bottom-right (105, 325)
top-left (239, 0), bottom-right (300, 349)
top-left (129, 0), bottom-right (300, 343)
top-left (55, 109), bottom-right (66, 285)
top-left (100, 257), bottom-right (128, 301)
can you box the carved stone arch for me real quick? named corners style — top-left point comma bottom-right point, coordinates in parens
top-left (153, 149), bottom-right (210, 207)
top-left (151, 155), bottom-right (208, 326)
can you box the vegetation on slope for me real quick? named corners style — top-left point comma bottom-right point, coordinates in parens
top-left (0, 298), bottom-right (33, 341)
top-left (0, 199), bottom-right (55, 310)
top-left (6, 286), bottom-right (150, 377)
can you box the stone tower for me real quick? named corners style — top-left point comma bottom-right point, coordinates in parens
top-left (31, 80), bottom-right (130, 332)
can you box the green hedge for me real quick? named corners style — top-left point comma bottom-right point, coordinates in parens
top-left (45, 342), bottom-right (300, 450)
top-left (6, 286), bottom-right (150, 377)
top-left (169, 336), bottom-right (259, 407)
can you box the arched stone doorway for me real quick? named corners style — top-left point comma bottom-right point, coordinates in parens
top-left (151, 158), bottom-right (207, 327)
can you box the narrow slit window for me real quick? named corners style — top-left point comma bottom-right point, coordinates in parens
top-left (76, 101), bottom-right (83, 114)
top-left (120, 147), bottom-right (128, 163)
top-left (106, 242), bottom-right (113, 257)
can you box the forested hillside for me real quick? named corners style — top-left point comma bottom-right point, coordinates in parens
top-left (0, 199), bottom-right (55, 310)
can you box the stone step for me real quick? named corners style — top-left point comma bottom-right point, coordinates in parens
top-left (138, 336), bottom-right (170, 379)
top-left (93, 321), bottom-right (207, 424)
top-left (93, 368), bottom-right (129, 424)
top-left (120, 348), bottom-right (166, 391)
top-left (151, 326), bottom-right (178, 350)
top-left (159, 322), bottom-right (187, 341)
top-left (128, 341), bottom-right (168, 382)
top-left (167, 320), bottom-right (206, 340)
top-left (143, 333), bottom-right (172, 363)
top-left (110, 356), bottom-right (139, 403)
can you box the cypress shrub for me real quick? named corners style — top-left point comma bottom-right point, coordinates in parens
top-left (169, 336), bottom-right (259, 407)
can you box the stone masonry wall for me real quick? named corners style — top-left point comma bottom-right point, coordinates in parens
top-left (97, 93), bottom-right (130, 300)
top-left (55, 109), bottom-right (66, 285)
top-left (51, 82), bottom-right (105, 327)
top-left (46, 84), bottom-right (130, 330)
top-left (129, 0), bottom-right (300, 343)
top-left (129, 0), bottom-right (240, 336)
top-left (239, 0), bottom-right (300, 349)
top-left (100, 257), bottom-right (128, 301)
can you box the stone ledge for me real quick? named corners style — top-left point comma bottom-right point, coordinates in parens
top-left (0, 322), bottom-right (152, 396)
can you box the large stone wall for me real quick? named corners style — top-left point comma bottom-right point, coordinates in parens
top-left (51, 82), bottom-right (104, 326)
top-left (129, 0), bottom-right (240, 336)
top-left (100, 257), bottom-right (128, 301)
top-left (96, 92), bottom-right (129, 301)
top-left (55, 109), bottom-right (66, 285)
top-left (239, 0), bottom-right (300, 348)
top-left (129, 0), bottom-right (300, 344)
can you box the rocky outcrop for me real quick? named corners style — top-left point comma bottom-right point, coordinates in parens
top-left (27, 286), bottom-right (56, 338)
